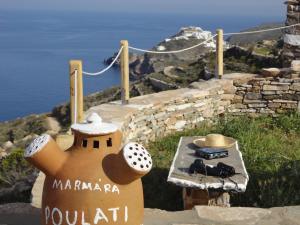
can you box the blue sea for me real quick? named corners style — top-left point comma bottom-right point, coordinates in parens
top-left (0, 10), bottom-right (283, 122)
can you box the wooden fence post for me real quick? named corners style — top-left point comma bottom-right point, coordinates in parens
top-left (70, 60), bottom-right (84, 124)
top-left (120, 40), bottom-right (130, 104)
top-left (216, 29), bottom-right (224, 79)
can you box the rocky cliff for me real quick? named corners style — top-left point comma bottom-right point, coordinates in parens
top-left (105, 25), bottom-right (283, 90)
top-left (106, 26), bottom-right (220, 79)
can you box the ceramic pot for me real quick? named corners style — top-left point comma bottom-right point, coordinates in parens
top-left (25, 113), bottom-right (152, 225)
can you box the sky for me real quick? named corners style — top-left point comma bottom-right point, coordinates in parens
top-left (1, 0), bottom-right (285, 17)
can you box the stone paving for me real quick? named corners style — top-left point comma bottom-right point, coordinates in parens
top-left (0, 203), bottom-right (300, 225)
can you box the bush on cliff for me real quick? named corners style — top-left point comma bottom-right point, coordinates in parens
top-left (0, 149), bottom-right (35, 188)
top-left (0, 115), bottom-right (47, 147)
top-left (0, 149), bottom-right (37, 203)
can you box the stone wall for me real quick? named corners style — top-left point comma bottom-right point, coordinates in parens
top-left (283, 0), bottom-right (300, 65)
top-left (227, 74), bottom-right (300, 115)
top-left (88, 70), bottom-right (300, 144)
top-left (87, 79), bottom-right (235, 145)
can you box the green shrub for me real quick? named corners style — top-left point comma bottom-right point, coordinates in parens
top-left (273, 112), bottom-right (300, 133)
top-left (24, 116), bottom-right (47, 135)
top-left (0, 115), bottom-right (47, 145)
top-left (0, 149), bottom-right (35, 187)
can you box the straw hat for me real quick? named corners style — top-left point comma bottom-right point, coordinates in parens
top-left (71, 113), bottom-right (118, 135)
top-left (193, 134), bottom-right (236, 148)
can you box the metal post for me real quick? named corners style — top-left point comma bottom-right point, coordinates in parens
top-left (69, 60), bottom-right (84, 124)
top-left (120, 40), bottom-right (130, 104)
top-left (216, 29), bottom-right (224, 79)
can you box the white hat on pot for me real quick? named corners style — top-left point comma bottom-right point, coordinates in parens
top-left (71, 113), bottom-right (118, 135)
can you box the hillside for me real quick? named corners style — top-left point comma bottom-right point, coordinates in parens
top-left (227, 22), bottom-right (284, 46)
top-left (0, 24), bottom-right (284, 152)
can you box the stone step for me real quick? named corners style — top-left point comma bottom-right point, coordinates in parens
top-left (0, 204), bottom-right (300, 225)
top-left (144, 208), bottom-right (201, 225)
top-left (172, 224), bottom-right (201, 225)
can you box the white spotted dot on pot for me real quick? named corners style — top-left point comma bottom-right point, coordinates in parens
top-left (123, 142), bottom-right (152, 172)
top-left (24, 134), bottom-right (50, 158)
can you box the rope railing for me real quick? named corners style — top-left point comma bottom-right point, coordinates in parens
top-left (128, 34), bottom-right (217, 54)
top-left (78, 23), bottom-right (300, 78)
top-left (70, 22), bottom-right (300, 124)
top-left (82, 46), bottom-right (124, 76)
top-left (223, 22), bottom-right (300, 36)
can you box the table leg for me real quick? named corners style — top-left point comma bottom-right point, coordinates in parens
top-left (183, 188), bottom-right (230, 209)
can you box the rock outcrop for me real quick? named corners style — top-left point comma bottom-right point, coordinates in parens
top-left (106, 26), bottom-right (221, 79)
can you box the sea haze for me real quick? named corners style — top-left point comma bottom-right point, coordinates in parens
top-left (0, 10), bottom-right (283, 122)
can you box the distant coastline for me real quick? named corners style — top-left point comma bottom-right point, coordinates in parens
top-left (0, 9), bottom-right (283, 122)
